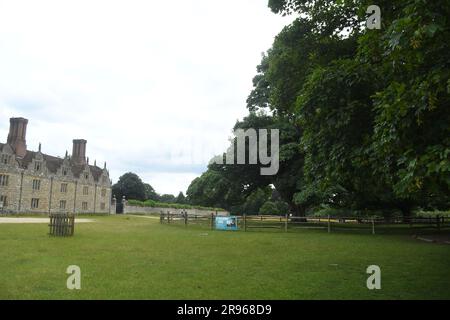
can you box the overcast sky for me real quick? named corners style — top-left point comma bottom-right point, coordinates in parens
top-left (0, 0), bottom-right (294, 195)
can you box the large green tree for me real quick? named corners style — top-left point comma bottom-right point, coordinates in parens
top-left (112, 172), bottom-right (147, 201)
top-left (187, 0), bottom-right (450, 216)
top-left (365, 0), bottom-right (450, 211)
top-left (186, 170), bottom-right (243, 211)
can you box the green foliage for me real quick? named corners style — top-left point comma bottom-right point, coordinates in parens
top-left (144, 183), bottom-right (159, 201)
top-left (263, 0), bottom-right (449, 214)
top-left (259, 200), bottom-right (290, 215)
top-left (186, 0), bottom-right (450, 217)
top-left (186, 169), bottom-right (243, 211)
top-left (241, 187), bottom-right (272, 215)
top-left (112, 172), bottom-right (147, 201)
top-left (367, 0), bottom-right (450, 206)
top-left (159, 194), bottom-right (176, 203)
top-left (126, 199), bottom-right (223, 212)
top-left (175, 192), bottom-right (187, 204)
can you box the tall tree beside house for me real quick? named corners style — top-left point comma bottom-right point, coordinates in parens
top-left (112, 172), bottom-right (147, 202)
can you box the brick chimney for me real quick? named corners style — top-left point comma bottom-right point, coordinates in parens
top-left (72, 139), bottom-right (87, 165)
top-left (7, 117), bottom-right (28, 158)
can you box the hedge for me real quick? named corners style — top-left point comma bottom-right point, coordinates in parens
top-left (126, 199), bottom-right (225, 212)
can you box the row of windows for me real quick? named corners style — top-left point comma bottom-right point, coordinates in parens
top-left (1, 175), bottom-right (107, 198)
top-left (31, 198), bottom-right (106, 210)
top-left (0, 195), bottom-right (106, 211)
top-left (24, 179), bottom-right (106, 196)
top-left (1, 172), bottom-right (108, 186)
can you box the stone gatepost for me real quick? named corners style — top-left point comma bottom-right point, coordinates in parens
top-left (110, 195), bottom-right (117, 215)
top-left (122, 196), bottom-right (128, 214)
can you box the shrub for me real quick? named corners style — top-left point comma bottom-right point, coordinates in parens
top-left (126, 199), bottom-right (225, 212)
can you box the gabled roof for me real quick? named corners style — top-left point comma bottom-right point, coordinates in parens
top-left (0, 142), bottom-right (107, 182)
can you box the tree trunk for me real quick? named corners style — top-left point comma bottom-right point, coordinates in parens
top-left (289, 202), bottom-right (307, 221)
top-left (398, 201), bottom-right (413, 223)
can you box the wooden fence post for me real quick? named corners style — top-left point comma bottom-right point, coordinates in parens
top-left (285, 214), bottom-right (288, 232)
top-left (70, 214), bottom-right (75, 236)
top-left (244, 214), bottom-right (247, 232)
top-left (210, 213), bottom-right (214, 230)
top-left (437, 215), bottom-right (441, 231)
top-left (184, 210), bottom-right (188, 226)
top-left (328, 215), bottom-right (331, 233)
top-left (167, 211), bottom-right (170, 224)
top-left (372, 218), bottom-right (375, 235)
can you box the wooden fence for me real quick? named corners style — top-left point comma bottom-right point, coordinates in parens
top-left (49, 213), bottom-right (75, 237)
top-left (160, 211), bottom-right (450, 234)
top-left (160, 211), bottom-right (216, 229)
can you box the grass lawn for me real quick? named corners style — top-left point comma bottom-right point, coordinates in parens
top-left (0, 215), bottom-right (449, 299)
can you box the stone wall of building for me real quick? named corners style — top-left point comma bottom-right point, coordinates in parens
top-left (0, 162), bottom-right (112, 214)
top-left (0, 117), bottom-right (112, 215)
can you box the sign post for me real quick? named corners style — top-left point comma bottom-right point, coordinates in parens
top-left (215, 216), bottom-right (239, 231)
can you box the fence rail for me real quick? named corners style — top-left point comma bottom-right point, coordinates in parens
top-left (160, 211), bottom-right (450, 234)
top-left (49, 213), bottom-right (75, 237)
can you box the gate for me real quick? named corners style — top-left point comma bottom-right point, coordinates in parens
top-left (49, 213), bottom-right (75, 237)
top-left (116, 199), bottom-right (124, 214)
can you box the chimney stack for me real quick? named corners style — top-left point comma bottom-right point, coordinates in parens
top-left (72, 139), bottom-right (87, 165)
top-left (7, 117), bottom-right (28, 158)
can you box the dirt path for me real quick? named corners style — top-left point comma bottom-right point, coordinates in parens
top-left (0, 217), bottom-right (94, 224)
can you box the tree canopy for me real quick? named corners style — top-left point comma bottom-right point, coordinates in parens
top-left (112, 172), bottom-right (147, 202)
top-left (186, 0), bottom-right (450, 216)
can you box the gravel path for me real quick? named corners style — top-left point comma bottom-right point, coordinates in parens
top-left (0, 217), bottom-right (94, 224)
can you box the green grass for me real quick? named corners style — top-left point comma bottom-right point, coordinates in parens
top-left (0, 215), bottom-right (449, 299)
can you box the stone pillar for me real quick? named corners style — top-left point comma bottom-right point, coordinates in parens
top-left (110, 195), bottom-right (116, 215)
top-left (122, 196), bottom-right (127, 214)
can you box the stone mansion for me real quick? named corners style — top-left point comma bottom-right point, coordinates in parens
top-left (0, 117), bottom-right (112, 214)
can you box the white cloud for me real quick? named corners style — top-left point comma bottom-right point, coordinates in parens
top-left (0, 0), bottom-right (295, 195)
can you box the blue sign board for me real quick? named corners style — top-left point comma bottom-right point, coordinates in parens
top-left (215, 216), bottom-right (238, 231)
